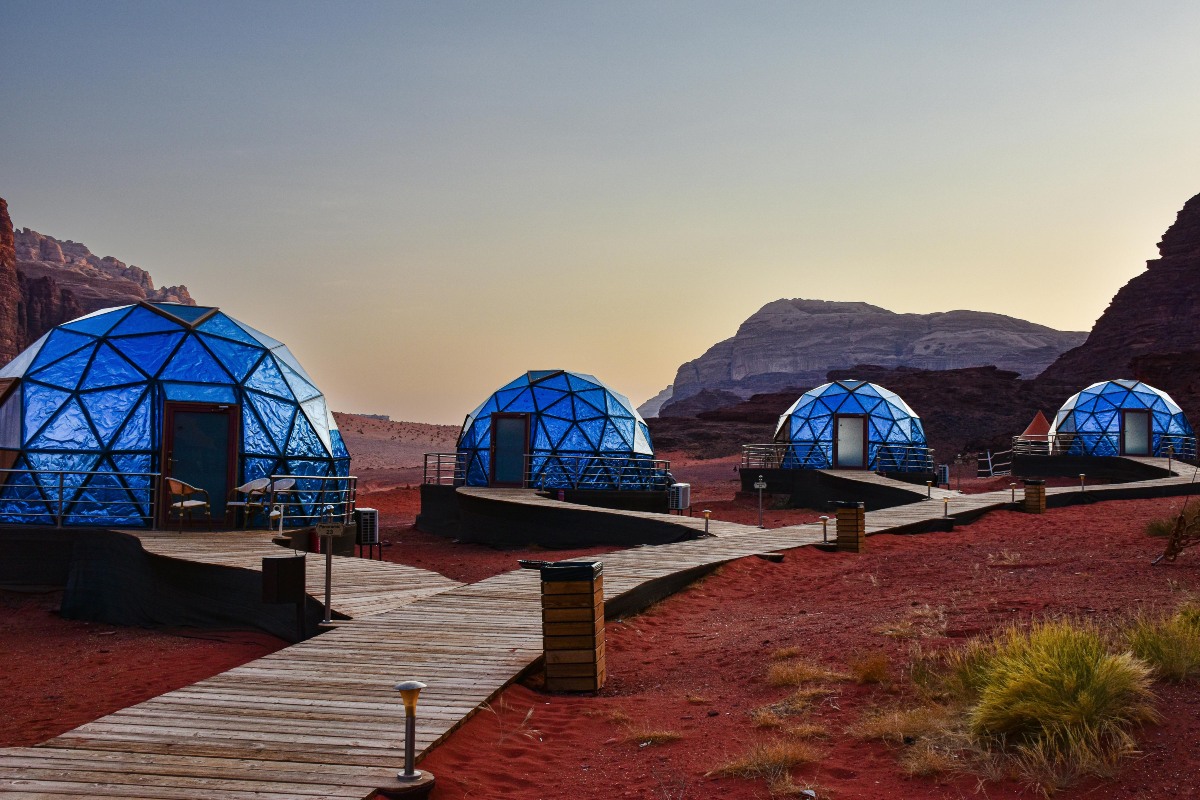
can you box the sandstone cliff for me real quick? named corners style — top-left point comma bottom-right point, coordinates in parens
top-left (1040, 191), bottom-right (1200, 409)
top-left (0, 197), bottom-right (195, 364)
top-left (649, 299), bottom-right (1085, 416)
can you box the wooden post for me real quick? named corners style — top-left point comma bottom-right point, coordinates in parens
top-left (1023, 479), bottom-right (1046, 514)
top-left (541, 561), bottom-right (605, 692)
top-left (835, 502), bottom-right (866, 553)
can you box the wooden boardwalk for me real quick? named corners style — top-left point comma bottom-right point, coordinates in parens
top-left (127, 529), bottom-right (462, 620)
top-left (4, 461), bottom-right (1199, 799)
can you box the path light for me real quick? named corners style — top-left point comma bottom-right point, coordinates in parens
top-left (1009, 482), bottom-right (1017, 502)
top-left (926, 480), bottom-right (932, 498)
top-left (943, 497), bottom-right (949, 518)
top-left (703, 509), bottom-right (711, 535)
top-left (819, 515), bottom-right (829, 543)
top-left (1079, 473), bottom-right (1086, 492)
top-left (395, 680), bottom-right (428, 782)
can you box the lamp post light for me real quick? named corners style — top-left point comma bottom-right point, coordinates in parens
top-left (1079, 473), bottom-right (1086, 492)
top-left (819, 515), bottom-right (829, 543)
top-left (1009, 482), bottom-right (1017, 502)
top-left (703, 509), bottom-right (711, 535)
top-left (943, 497), bottom-right (949, 518)
top-left (925, 480), bottom-right (932, 498)
top-left (753, 474), bottom-right (767, 529)
top-left (395, 680), bottom-right (428, 782)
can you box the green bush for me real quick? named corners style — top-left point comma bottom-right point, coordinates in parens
top-left (1128, 603), bottom-right (1200, 682)
top-left (1145, 502), bottom-right (1200, 538)
top-left (950, 620), bottom-right (1158, 788)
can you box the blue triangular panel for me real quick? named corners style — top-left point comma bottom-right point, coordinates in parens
top-left (82, 343), bottom-right (146, 388)
top-left (159, 335), bottom-right (233, 383)
top-left (23, 384), bottom-right (72, 444)
top-left (109, 306), bottom-right (185, 336)
top-left (204, 336), bottom-right (263, 383)
top-left (245, 357), bottom-right (294, 399)
top-left (81, 386), bottom-right (144, 447)
top-left (248, 391), bottom-right (296, 452)
top-left (62, 307), bottom-right (131, 336)
top-left (109, 332), bottom-right (185, 378)
top-left (29, 347), bottom-right (93, 390)
top-left (111, 393), bottom-right (152, 452)
top-left (197, 313), bottom-right (262, 346)
top-left (29, 399), bottom-right (101, 450)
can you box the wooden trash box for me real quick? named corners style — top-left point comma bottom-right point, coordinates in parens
top-left (835, 501), bottom-right (866, 553)
top-left (1023, 479), bottom-right (1046, 514)
top-left (541, 560), bottom-right (605, 692)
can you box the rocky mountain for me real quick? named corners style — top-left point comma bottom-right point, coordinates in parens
top-left (648, 299), bottom-right (1086, 417)
top-left (0, 197), bottom-right (194, 364)
top-left (1039, 191), bottom-right (1200, 422)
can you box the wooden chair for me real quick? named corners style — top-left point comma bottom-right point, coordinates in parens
top-left (166, 478), bottom-right (211, 530)
top-left (224, 477), bottom-right (271, 529)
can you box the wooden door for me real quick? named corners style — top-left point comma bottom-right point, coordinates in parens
top-left (161, 402), bottom-right (238, 526)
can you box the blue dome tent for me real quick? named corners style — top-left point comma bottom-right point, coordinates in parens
top-left (1049, 379), bottom-right (1194, 458)
top-left (0, 302), bottom-right (350, 526)
top-left (456, 370), bottom-right (663, 490)
top-left (772, 380), bottom-right (930, 472)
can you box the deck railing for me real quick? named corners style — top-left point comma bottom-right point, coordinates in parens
top-left (0, 468), bottom-right (161, 528)
top-left (1011, 433), bottom-right (1198, 461)
top-left (741, 443), bottom-right (934, 473)
top-left (423, 452), bottom-right (672, 491)
top-left (266, 473), bottom-right (358, 528)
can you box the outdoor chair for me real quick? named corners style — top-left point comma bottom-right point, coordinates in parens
top-left (224, 477), bottom-right (271, 529)
top-left (166, 478), bottom-right (211, 530)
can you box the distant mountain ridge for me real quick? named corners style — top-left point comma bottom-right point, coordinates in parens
top-left (645, 298), bottom-right (1086, 417)
top-left (0, 196), bottom-right (193, 365)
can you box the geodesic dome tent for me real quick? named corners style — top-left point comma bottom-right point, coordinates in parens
top-left (1049, 379), bottom-right (1194, 458)
top-left (456, 370), bottom-right (662, 489)
top-left (773, 380), bottom-right (930, 472)
top-left (0, 302), bottom-right (350, 526)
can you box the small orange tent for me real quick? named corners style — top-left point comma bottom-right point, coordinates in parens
top-left (1018, 410), bottom-right (1051, 442)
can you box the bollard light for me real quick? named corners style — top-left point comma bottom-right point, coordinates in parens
top-left (703, 509), bottom-right (711, 535)
top-left (819, 515), bottom-right (829, 543)
top-left (1079, 473), bottom-right (1086, 492)
top-left (1009, 482), bottom-right (1017, 502)
top-left (925, 480), bottom-right (932, 498)
top-left (943, 497), bottom-right (949, 518)
top-left (395, 680), bottom-right (428, 781)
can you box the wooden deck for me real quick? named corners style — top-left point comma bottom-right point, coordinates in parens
top-left (127, 529), bottom-right (462, 619)
top-left (4, 460), bottom-right (1199, 798)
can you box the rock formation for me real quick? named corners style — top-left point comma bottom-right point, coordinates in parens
top-left (648, 299), bottom-right (1085, 416)
top-left (1039, 191), bottom-right (1200, 424)
top-left (0, 197), bottom-right (195, 365)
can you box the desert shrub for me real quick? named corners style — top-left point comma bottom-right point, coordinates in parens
top-left (621, 725), bottom-right (681, 746)
top-left (958, 620), bottom-right (1158, 785)
top-left (712, 739), bottom-right (824, 778)
top-left (1145, 502), bottom-right (1200, 538)
top-left (1127, 603), bottom-right (1200, 682)
top-left (847, 650), bottom-right (890, 684)
top-left (767, 659), bottom-right (845, 687)
top-left (849, 706), bottom-right (950, 744)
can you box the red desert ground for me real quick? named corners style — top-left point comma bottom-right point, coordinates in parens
top-left (3, 416), bottom-right (1199, 799)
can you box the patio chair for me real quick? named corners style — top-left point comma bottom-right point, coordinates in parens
top-left (264, 478), bottom-right (298, 530)
top-left (166, 478), bottom-right (211, 530)
top-left (224, 477), bottom-right (271, 528)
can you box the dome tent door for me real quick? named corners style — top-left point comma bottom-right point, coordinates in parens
top-left (490, 413), bottom-right (530, 486)
top-left (161, 402), bottom-right (238, 527)
top-left (1121, 409), bottom-right (1151, 456)
top-left (834, 414), bottom-right (867, 469)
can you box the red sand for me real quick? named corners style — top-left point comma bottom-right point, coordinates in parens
top-left (4, 490), bottom-right (1199, 799)
top-left (420, 496), bottom-right (1200, 800)
top-left (0, 589), bottom-right (286, 747)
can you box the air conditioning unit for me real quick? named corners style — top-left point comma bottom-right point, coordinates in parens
top-left (354, 507), bottom-right (380, 545)
top-left (668, 483), bottom-right (691, 511)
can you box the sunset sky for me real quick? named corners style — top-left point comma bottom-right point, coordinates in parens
top-left (4, 2), bottom-right (1200, 424)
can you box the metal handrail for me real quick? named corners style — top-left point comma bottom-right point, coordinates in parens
top-left (742, 442), bottom-right (934, 473)
top-left (266, 473), bottom-right (358, 528)
top-left (0, 468), bottom-right (161, 528)
top-left (525, 453), bottom-right (672, 492)
top-left (422, 451), bottom-right (672, 491)
top-left (423, 452), bottom-right (466, 485)
top-left (1012, 433), bottom-right (1197, 460)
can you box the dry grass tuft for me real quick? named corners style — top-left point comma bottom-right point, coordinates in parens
top-left (849, 706), bottom-right (951, 744)
top-left (751, 708), bottom-right (786, 728)
top-left (784, 721), bottom-right (829, 739)
top-left (771, 646), bottom-right (804, 660)
top-left (877, 604), bottom-right (947, 639)
top-left (712, 739), bottom-right (824, 778)
top-left (605, 708), bottom-right (632, 725)
top-left (767, 660), bottom-right (845, 687)
top-left (622, 725), bottom-right (682, 746)
top-left (1127, 603), bottom-right (1200, 682)
top-left (771, 686), bottom-right (838, 716)
top-left (1145, 502), bottom-right (1200, 538)
top-left (685, 694), bottom-right (711, 705)
top-left (899, 741), bottom-right (960, 777)
top-left (765, 770), bottom-right (827, 797)
top-left (847, 650), bottom-right (891, 684)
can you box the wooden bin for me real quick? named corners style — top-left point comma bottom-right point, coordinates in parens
top-left (836, 502), bottom-right (866, 553)
top-left (1023, 480), bottom-right (1046, 514)
top-left (541, 560), bottom-right (605, 692)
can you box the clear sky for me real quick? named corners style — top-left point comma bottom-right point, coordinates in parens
top-left (3, 1), bottom-right (1200, 424)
